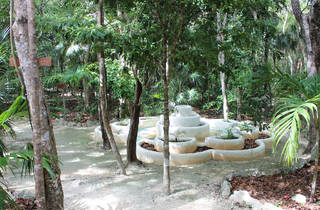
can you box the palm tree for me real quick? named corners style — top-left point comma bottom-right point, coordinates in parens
top-left (271, 94), bottom-right (320, 201)
top-left (0, 94), bottom-right (57, 208)
top-left (0, 95), bottom-right (28, 208)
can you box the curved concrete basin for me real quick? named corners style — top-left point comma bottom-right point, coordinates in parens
top-left (136, 140), bottom-right (212, 166)
top-left (153, 137), bottom-right (197, 154)
top-left (156, 121), bottom-right (210, 142)
top-left (205, 135), bottom-right (244, 150)
top-left (211, 140), bottom-right (265, 161)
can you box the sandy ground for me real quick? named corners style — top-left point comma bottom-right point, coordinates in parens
top-left (3, 120), bottom-right (301, 210)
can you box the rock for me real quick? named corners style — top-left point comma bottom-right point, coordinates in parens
top-left (110, 118), bottom-right (118, 123)
top-left (14, 189), bottom-right (35, 199)
top-left (229, 190), bottom-right (281, 210)
top-left (86, 120), bottom-right (96, 127)
top-left (291, 194), bottom-right (306, 204)
top-left (59, 119), bottom-right (67, 126)
top-left (294, 160), bottom-right (307, 170)
top-left (226, 174), bottom-right (234, 181)
top-left (311, 145), bottom-right (317, 160)
top-left (78, 181), bottom-right (85, 186)
top-left (55, 118), bottom-right (66, 126)
top-left (220, 180), bottom-right (231, 198)
top-left (226, 172), bottom-right (241, 181)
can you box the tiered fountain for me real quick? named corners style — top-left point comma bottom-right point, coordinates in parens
top-left (136, 105), bottom-right (272, 165)
top-left (93, 116), bottom-right (159, 144)
top-left (93, 104), bottom-right (272, 165)
top-left (156, 105), bottom-right (210, 142)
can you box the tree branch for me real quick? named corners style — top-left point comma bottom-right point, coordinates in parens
top-left (170, 6), bottom-right (185, 58)
top-left (10, 0), bottom-right (23, 87)
top-left (291, 0), bottom-right (303, 26)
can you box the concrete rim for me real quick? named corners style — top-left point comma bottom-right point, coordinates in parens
top-left (205, 135), bottom-right (244, 150)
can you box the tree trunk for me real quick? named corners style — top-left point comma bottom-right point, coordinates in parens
top-left (59, 56), bottom-right (64, 72)
top-left (83, 44), bottom-right (91, 108)
top-left (10, 0), bottom-right (33, 129)
top-left (236, 87), bottom-right (241, 121)
top-left (13, 1), bottom-right (64, 209)
top-left (291, 0), bottom-right (318, 76)
top-left (217, 11), bottom-right (229, 120)
top-left (310, 1), bottom-right (320, 72)
top-left (97, 0), bottom-right (126, 175)
top-left (304, 114), bottom-right (317, 154)
top-left (162, 56), bottom-right (170, 195)
top-left (83, 77), bottom-right (89, 108)
top-left (288, 54), bottom-right (294, 75)
top-left (126, 78), bottom-right (142, 164)
top-left (117, 8), bottom-right (127, 120)
top-left (292, 0), bottom-right (319, 155)
top-left (99, 105), bottom-right (111, 150)
top-left (26, 1), bottom-right (46, 208)
top-left (264, 34), bottom-right (269, 63)
top-left (282, 11), bottom-right (289, 33)
top-left (154, 0), bottom-right (187, 196)
top-left (9, 0), bottom-right (23, 87)
top-left (310, 111), bottom-right (319, 200)
top-left (119, 98), bottom-right (126, 119)
top-left (220, 71), bottom-right (228, 120)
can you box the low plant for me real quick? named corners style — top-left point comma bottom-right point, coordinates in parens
top-left (158, 137), bottom-right (189, 143)
top-left (118, 121), bottom-right (129, 126)
top-left (0, 95), bottom-right (58, 208)
top-left (220, 129), bottom-right (238, 140)
top-left (240, 122), bottom-right (253, 133)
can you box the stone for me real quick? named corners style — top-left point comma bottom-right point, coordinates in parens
top-left (61, 119), bottom-right (67, 126)
top-left (226, 173), bottom-right (235, 181)
top-left (55, 118), bottom-right (66, 126)
top-left (110, 118), bottom-right (118, 123)
top-left (14, 189), bottom-right (35, 199)
top-left (294, 160), bottom-right (307, 170)
top-left (220, 180), bottom-right (231, 198)
top-left (86, 120), bottom-right (96, 127)
top-left (291, 194), bottom-right (306, 204)
top-left (229, 190), bottom-right (281, 210)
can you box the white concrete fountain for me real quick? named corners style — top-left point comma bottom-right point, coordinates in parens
top-left (93, 116), bottom-right (160, 144)
top-left (92, 104), bottom-right (269, 165)
top-left (156, 105), bottom-right (210, 142)
top-left (136, 105), bottom-right (268, 165)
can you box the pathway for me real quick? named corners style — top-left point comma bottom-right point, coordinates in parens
top-left (4, 120), bottom-right (289, 210)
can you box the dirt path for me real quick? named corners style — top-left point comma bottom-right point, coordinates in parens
top-left (4, 121), bottom-right (290, 210)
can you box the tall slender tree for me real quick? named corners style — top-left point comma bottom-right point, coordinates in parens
top-left (13, 0), bottom-right (64, 209)
top-left (153, 0), bottom-right (200, 195)
top-left (217, 10), bottom-right (229, 120)
top-left (97, 0), bottom-right (126, 175)
top-left (291, 0), bottom-right (319, 77)
top-left (291, 0), bottom-right (320, 153)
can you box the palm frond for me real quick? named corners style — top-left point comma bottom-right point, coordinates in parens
top-left (0, 94), bottom-right (27, 157)
top-left (0, 26), bottom-right (9, 42)
top-left (271, 94), bottom-right (320, 167)
top-left (0, 185), bottom-right (16, 209)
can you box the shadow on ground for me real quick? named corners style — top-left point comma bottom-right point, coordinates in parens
top-left (3, 121), bottom-right (295, 210)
